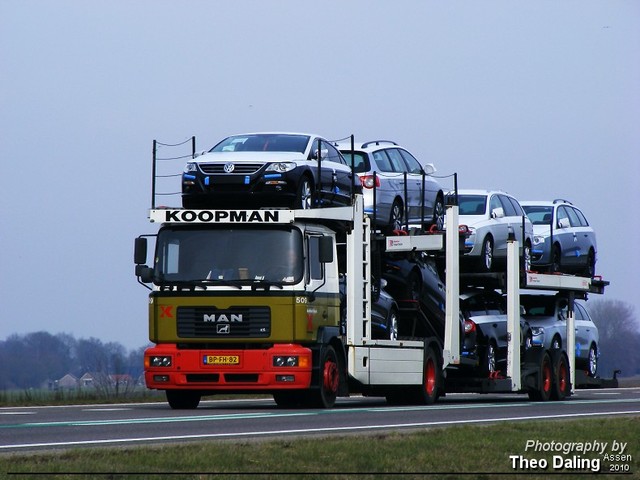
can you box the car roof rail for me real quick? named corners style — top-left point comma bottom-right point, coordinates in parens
top-left (361, 140), bottom-right (399, 148)
top-left (553, 198), bottom-right (573, 205)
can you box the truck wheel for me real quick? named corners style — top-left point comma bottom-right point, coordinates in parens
top-left (528, 351), bottom-right (553, 402)
top-left (310, 345), bottom-right (339, 408)
top-left (551, 351), bottom-right (571, 401)
top-left (413, 345), bottom-right (440, 405)
top-left (273, 391), bottom-right (306, 408)
top-left (166, 390), bottom-right (201, 409)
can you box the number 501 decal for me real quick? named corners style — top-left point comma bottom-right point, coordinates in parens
top-left (295, 296), bottom-right (308, 304)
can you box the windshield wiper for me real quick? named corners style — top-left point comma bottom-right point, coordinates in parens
top-left (250, 279), bottom-right (284, 290)
top-left (157, 279), bottom-right (243, 290)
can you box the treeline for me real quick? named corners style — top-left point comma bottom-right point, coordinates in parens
top-left (0, 332), bottom-right (148, 390)
top-left (588, 298), bottom-right (640, 378)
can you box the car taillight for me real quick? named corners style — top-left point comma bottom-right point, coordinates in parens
top-left (464, 319), bottom-right (476, 334)
top-left (360, 175), bottom-right (381, 189)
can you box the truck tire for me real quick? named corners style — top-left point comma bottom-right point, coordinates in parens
top-left (309, 345), bottom-right (339, 408)
top-left (273, 391), bottom-right (306, 408)
top-left (412, 345), bottom-right (440, 405)
top-left (166, 390), bottom-right (201, 409)
top-left (551, 351), bottom-right (571, 401)
top-left (528, 351), bottom-right (553, 402)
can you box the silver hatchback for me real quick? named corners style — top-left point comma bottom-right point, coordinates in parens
top-left (337, 140), bottom-right (445, 232)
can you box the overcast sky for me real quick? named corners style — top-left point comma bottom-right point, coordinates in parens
top-left (1, 1), bottom-right (638, 350)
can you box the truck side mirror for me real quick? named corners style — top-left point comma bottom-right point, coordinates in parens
top-left (135, 265), bottom-right (154, 283)
top-left (134, 237), bottom-right (148, 265)
top-left (319, 236), bottom-right (334, 263)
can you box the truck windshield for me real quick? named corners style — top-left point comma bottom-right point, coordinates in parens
top-left (154, 226), bottom-right (304, 284)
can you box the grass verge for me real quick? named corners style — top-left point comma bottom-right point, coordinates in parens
top-left (1, 416), bottom-right (638, 479)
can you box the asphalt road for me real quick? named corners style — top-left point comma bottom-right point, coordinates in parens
top-left (1, 387), bottom-right (639, 454)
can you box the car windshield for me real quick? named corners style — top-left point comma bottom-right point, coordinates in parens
top-left (154, 226), bottom-right (304, 284)
top-left (522, 205), bottom-right (553, 225)
top-left (209, 134), bottom-right (310, 153)
top-left (458, 195), bottom-right (487, 215)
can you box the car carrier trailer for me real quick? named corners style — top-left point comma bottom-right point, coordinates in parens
top-left (134, 192), bottom-right (611, 408)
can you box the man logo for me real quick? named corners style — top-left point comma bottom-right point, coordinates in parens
top-left (223, 163), bottom-right (235, 173)
top-left (217, 324), bottom-right (231, 334)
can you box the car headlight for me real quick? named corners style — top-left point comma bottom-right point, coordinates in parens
top-left (533, 235), bottom-right (546, 246)
top-left (184, 162), bottom-right (198, 173)
top-left (530, 326), bottom-right (544, 337)
top-left (266, 162), bottom-right (297, 173)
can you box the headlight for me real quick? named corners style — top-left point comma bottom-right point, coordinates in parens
top-left (266, 162), bottom-right (297, 173)
top-left (533, 235), bottom-right (546, 246)
top-left (149, 355), bottom-right (172, 367)
top-left (184, 162), bottom-right (198, 173)
top-left (530, 327), bottom-right (544, 336)
top-left (273, 355), bottom-right (299, 367)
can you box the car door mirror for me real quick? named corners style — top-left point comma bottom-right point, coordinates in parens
top-left (557, 218), bottom-right (570, 229)
top-left (491, 207), bottom-right (504, 219)
top-left (423, 163), bottom-right (436, 175)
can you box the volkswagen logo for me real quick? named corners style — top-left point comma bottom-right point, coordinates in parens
top-left (223, 163), bottom-right (235, 173)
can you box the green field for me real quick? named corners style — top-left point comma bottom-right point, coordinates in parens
top-left (1, 416), bottom-right (637, 480)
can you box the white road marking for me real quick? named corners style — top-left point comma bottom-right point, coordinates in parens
top-left (2, 409), bottom-right (640, 450)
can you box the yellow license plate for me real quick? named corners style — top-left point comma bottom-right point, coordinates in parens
top-left (204, 355), bottom-right (240, 365)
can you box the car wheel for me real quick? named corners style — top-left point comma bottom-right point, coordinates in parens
top-left (480, 236), bottom-right (494, 272)
top-left (389, 199), bottom-right (404, 232)
top-left (407, 270), bottom-right (422, 301)
top-left (550, 245), bottom-right (561, 273)
top-left (482, 341), bottom-right (498, 376)
top-left (166, 390), bottom-right (201, 409)
top-left (588, 343), bottom-right (598, 377)
top-left (523, 241), bottom-right (532, 272)
top-left (387, 307), bottom-right (399, 341)
top-left (296, 176), bottom-right (313, 210)
top-left (583, 249), bottom-right (596, 278)
top-left (432, 195), bottom-right (445, 231)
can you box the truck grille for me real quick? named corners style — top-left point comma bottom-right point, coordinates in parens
top-left (198, 163), bottom-right (264, 174)
top-left (177, 306), bottom-right (271, 338)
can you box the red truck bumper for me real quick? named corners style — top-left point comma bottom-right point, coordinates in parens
top-left (144, 343), bottom-right (313, 391)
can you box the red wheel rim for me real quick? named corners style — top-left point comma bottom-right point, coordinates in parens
top-left (558, 361), bottom-right (567, 393)
top-left (425, 358), bottom-right (436, 396)
top-left (543, 362), bottom-right (552, 393)
top-left (323, 360), bottom-right (339, 393)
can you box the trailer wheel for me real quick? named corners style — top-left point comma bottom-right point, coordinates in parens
top-left (413, 346), bottom-right (440, 405)
top-left (166, 390), bottom-right (201, 409)
top-left (551, 351), bottom-right (571, 401)
top-left (528, 351), bottom-right (553, 402)
top-left (310, 345), bottom-right (339, 408)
